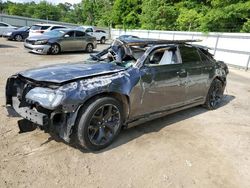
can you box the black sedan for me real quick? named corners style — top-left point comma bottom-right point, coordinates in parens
top-left (6, 38), bottom-right (228, 151)
top-left (3, 26), bottom-right (30, 41)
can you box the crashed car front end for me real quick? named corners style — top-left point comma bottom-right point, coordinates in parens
top-left (5, 68), bottom-right (134, 142)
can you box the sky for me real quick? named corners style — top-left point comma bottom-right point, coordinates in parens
top-left (3, 0), bottom-right (82, 5)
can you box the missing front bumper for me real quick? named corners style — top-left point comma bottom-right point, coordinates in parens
top-left (12, 97), bottom-right (49, 126)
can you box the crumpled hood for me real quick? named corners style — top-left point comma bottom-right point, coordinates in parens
top-left (18, 62), bottom-right (125, 84)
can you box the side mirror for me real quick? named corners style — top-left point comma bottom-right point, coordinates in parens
top-left (64, 34), bottom-right (70, 38)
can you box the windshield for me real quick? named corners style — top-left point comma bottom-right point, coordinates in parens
top-left (17, 26), bottom-right (29, 31)
top-left (44, 30), bottom-right (66, 37)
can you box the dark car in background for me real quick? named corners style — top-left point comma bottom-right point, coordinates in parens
top-left (6, 38), bottom-right (228, 151)
top-left (3, 26), bottom-right (30, 41)
top-left (24, 29), bottom-right (97, 54)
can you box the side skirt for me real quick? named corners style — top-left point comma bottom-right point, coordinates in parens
top-left (126, 100), bottom-right (204, 128)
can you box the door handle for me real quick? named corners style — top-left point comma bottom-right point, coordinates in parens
top-left (177, 69), bottom-right (187, 77)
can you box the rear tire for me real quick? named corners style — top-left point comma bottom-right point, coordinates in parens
top-left (50, 43), bottom-right (60, 55)
top-left (15, 34), bottom-right (23, 42)
top-left (100, 37), bottom-right (106, 44)
top-left (204, 79), bottom-right (224, 110)
top-left (86, 43), bottom-right (94, 53)
top-left (76, 97), bottom-right (123, 151)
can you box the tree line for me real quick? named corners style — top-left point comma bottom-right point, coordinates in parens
top-left (0, 0), bottom-right (249, 32)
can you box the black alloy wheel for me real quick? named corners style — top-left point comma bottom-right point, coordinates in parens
top-left (204, 79), bottom-right (224, 110)
top-left (76, 97), bottom-right (123, 151)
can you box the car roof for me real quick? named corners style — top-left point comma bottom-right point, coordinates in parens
top-left (53, 28), bottom-right (85, 32)
top-left (120, 38), bottom-right (203, 47)
top-left (32, 23), bottom-right (64, 27)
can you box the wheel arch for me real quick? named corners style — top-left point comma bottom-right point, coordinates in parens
top-left (49, 42), bottom-right (61, 54)
top-left (213, 76), bottom-right (226, 86)
top-left (77, 92), bottom-right (130, 124)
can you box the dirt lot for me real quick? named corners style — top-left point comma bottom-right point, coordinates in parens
top-left (0, 38), bottom-right (250, 188)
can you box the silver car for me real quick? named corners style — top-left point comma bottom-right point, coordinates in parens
top-left (24, 29), bottom-right (97, 55)
top-left (0, 22), bottom-right (17, 36)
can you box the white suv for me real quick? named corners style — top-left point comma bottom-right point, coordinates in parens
top-left (29, 24), bottom-right (67, 37)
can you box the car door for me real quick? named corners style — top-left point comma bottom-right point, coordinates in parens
top-left (133, 47), bottom-right (187, 117)
top-left (178, 45), bottom-right (210, 103)
top-left (75, 31), bottom-right (87, 50)
top-left (60, 31), bottom-right (76, 51)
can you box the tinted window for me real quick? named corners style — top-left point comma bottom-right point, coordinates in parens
top-left (96, 30), bottom-right (106, 33)
top-left (51, 26), bottom-right (65, 30)
top-left (198, 50), bottom-right (212, 64)
top-left (85, 28), bottom-right (93, 33)
top-left (0, 23), bottom-right (8, 27)
top-left (31, 25), bottom-right (50, 30)
top-left (75, 31), bottom-right (85, 37)
top-left (179, 46), bottom-right (201, 64)
top-left (66, 31), bottom-right (75, 37)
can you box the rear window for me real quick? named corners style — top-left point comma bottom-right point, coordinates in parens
top-left (96, 30), bottom-right (106, 33)
top-left (31, 25), bottom-right (50, 30)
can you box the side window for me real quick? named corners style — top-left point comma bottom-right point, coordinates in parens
top-left (51, 26), bottom-right (65, 30)
top-left (179, 46), bottom-right (201, 64)
top-left (75, 31), bottom-right (85, 37)
top-left (85, 28), bottom-right (93, 33)
top-left (41, 26), bottom-right (50, 30)
top-left (198, 50), bottom-right (212, 64)
top-left (146, 48), bottom-right (179, 66)
top-left (66, 31), bottom-right (75, 38)
top-left (198, 49), bottom-right (215, 63)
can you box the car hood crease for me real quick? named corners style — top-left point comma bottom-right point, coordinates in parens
top-left (18, 62), bottom-right (125, 84)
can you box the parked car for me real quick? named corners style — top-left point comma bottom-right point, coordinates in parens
top-left (24, 29), bottom-right (97, 54)
top-left (0, 22), bottom-right (17, 36)
top-left (29, 23), bottom-right (67, 37)
top-left (118, 35), bottom-right (139, 40)
top-left (76, 26), bottom-right (108, 44)
top-left (3, 26), bottom-right (30, 41)
top-left (6, 38), bottom-right (228, 151)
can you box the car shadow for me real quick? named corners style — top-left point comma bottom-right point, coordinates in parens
top-left (0, 44), bottom-right (17, 48)
top-left (13, 94), bottom-right (235, 153)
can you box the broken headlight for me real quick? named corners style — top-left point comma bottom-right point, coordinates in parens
top-left (25, 87), bottom-right (64, 110)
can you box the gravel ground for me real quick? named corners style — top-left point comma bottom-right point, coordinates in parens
top-left (0, 38), bottom-right (250, 188)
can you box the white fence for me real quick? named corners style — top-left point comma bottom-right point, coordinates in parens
top-left (111, 29), bottom-right (250, 70)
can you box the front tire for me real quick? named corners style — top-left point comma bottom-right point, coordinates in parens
top-left (50, 43), bottom-right (60, 55)
top-left (204, 79), bottom-right (224, 110)
top-left (85, 43), bottom-right (94, 53)
top-left (15, 34), bottom-right (23, 42)
top-left (100, 37), bottom-right (106, 44)
top-left (76, 97), bottom-right (123, 151)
